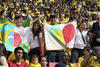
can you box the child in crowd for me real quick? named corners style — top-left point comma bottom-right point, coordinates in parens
top-left (30, 55), bottom-right (41, 67)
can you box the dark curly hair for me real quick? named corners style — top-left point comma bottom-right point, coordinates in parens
top-left (32, 20), bottom-right (41, 38)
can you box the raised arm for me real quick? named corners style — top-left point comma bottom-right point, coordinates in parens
top-left (0, 56), bottom-right (8, 67)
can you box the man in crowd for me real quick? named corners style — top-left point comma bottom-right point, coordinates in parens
top-left (8, 47), bottom-right (29, 67)
top-left (71, 22), bottom-right (88, 63)
top-left (55, 51), bottom-right (75, 67)
top-left (46, 14), bottom-right (62, 62)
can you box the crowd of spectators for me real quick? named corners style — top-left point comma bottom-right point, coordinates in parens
top-left (0, 0), bottom-right (100, 67)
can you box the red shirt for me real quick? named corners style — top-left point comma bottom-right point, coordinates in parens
top-left (8, 60), bottom-right (29, 67)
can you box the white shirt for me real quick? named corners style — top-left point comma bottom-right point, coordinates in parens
top-left (24, 27), bottom-right (42, 49)
top-left (15, 26), bottom-right (25, 44)
top-left (74, 28), bottom-right (88, 49)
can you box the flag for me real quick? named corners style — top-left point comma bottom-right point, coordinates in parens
top-left (2, 23), bottom-right (15, 52)
top-left (0, 17), bottom-right (15, 43)
top-left (22, 18), bottom-right (31, 27)
top-left (44, 21), bottom-right (77, 50)
top-left (0, 17), bottom-right (30, 52)
top-left (2, 19), bottom-right (24, 52)
top-left (0, 24), bottom-right (4, 43)
top-left (2, 23), bottom-right (25, 52)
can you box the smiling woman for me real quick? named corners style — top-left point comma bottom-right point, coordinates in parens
top-left (28, 20), bottom-right (44, 60)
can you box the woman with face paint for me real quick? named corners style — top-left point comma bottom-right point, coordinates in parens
top-left (81, 46), bottom-right (100, 67)
top-left (28, 20), bottom-right (44, 61)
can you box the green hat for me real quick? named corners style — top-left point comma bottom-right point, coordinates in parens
top-left (18, 43), bottom-right (30, 53)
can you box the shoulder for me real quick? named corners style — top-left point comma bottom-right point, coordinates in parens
top-left (20, 26), bottom-right (24, 29)
top-left (8, 60), bottom-right (16, 67)
top-left (8, 60), bottom-right (16, 64)
top-left (15, 26), bottom-right (25, 31)
top-left (82, 30), bottom-right (88, 34)
top-left (71, 63), bottom-right (76, 67)
top-left (38, 63), bottom-right (41, 66)
top-left (25, 27), bottom-right (32, 35)
top-left (75, 28), bottom-right (80, 33)
top-left (30, 63), bottom-right (41, 67)
top-left (22, 60), bottom-right (28, 64)
top-left (24, 27), bottom-right (31, 31)
top-left (30, 63), bottom-right (33, 66)
top-left (89, 56), bottom-right (97, 61)
top-left (15, 26), bottom-right (24, 28)
top-left (75, 28), bottom-right (79, 32)
top-left (76, 28), bottom-right (79, 31)
top-left (79, 56), bottom-right (83, 60)
top-left (21, 61), bottom-right (29, 66)
top-left (93, 22), bottom-right (99, 25)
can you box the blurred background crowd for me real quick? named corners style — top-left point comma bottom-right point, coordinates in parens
top-left (0, 0), bottom-right (100, 67)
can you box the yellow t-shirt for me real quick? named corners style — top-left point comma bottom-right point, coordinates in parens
top-left (34, 2), bottom-right (38, 6)
top-left (12, 12), bottom-right (15, 19)
top-left (30, 0), bottom-right (32, 1)
top-left (64, 9), bottom-right (68, 12)
top-left (78, 56), bottom-right (86, 67)
top-left (16, 2), bottom-right (19, 7)
top-left (10, 0), bottom-right (13, 2)
top-left (73, 1), bottom-right (77, 5)
top-left (82, 1), bottom-right (86, 5)
top-left (88, 21), bottom-right (94, 27)
top-left (43, 20), bottom-right (51, 24)
top-left (0, 40), bottom-right (2, 43)
top-left (30, 63), bottom-right (41, 67)
top-left (66, 63), bottom-right (76, 67)
top-left (52, 0), bottom-right (54, 2)
top-left (60, 18), bottom-right (64, 24)
top-left (0, 26), bottom-right (3, 42)
top-left (77, 8), bottom-right (81, 12)
top-left (5, 5), bottom-right (8, 11)
top-left (92, 12), bottom-right (98, 14)
top-left (87, 56), bottom-right (100, 67)
top-left (97, 2), bottom-right (100, 7)
top-left (64, 17), bottom-right (69, 23)
top-left (37, 0), bottom-right (42, 3)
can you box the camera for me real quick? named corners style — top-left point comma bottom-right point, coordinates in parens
top-left (87, 47), bottom-right (96, 56)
